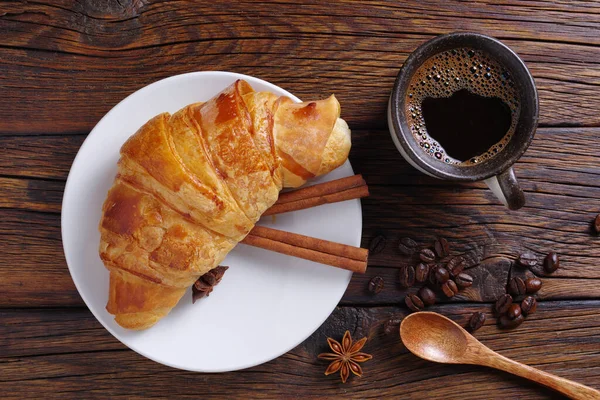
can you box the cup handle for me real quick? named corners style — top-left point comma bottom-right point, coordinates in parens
top-left (484, 168), bottom-right (526, 210)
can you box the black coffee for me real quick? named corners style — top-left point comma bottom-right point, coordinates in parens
top-left (406, 48), bottom-right (520, 165)
top-left (422, 90), bottom-right (511, 162)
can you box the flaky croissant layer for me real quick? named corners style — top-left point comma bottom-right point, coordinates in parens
top-left (99, 80), bottom-right (351, 329)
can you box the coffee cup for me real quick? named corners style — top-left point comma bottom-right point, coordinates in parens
top-left (388, 32), bottom-right (538, 210)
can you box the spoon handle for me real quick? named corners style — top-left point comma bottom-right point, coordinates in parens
top-left (482, 351), bottom-right (600, 399)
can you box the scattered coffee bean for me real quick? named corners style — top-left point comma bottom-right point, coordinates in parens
top-left (498, 314), bottom-right (524, 329)
top-left (467, 312), bottom-right (486, 332)
top-left (432, 266), bottom-right (450, 285)
top-left (517, 252), bottom-right (538, 268)
top-left (494, 294), bottom-right (513, 315)
top-left (428, 268), bottom-right (436, 286)
top-left (594, 214), bottom-right (600, 235)
top-left (399, 265), bottom-right (416, 288)
top-left (525, 277), bottom-right (542, 294)
top-left (369, 235), bottom-right (387, 255)
top-left (506, 304), bottom-right (522, 320)
top-left (441, 280), bottom-right (459, 297)
top-left (368, 276), bottom-right (384, 294)
top-left (543, 252), bottom-right (560, 273)
top-left (434, 237), bottom-right (450, 258)
top-left (508, 276), bottom-right (527, 296)
top-left (391, 237), bottom-right (547, 333)
top-left (418, 286), bottom-right (436, 306)
top-left (455, 273), bottom-right (473, 289)
top-left (419, 248), bottom-right (436, 263)
top-left (405, 294), bottom-right (424, 312)
top-left (398, 237), bottom-right (419, 256)
top-left (415, 263), bottom-right (430, 283)
top-left (446, 256), bottom-right (466, 277)
top-left (521, 296), bottom-right (538, 315)
top-left (383, 318), bottom-right (402, 335)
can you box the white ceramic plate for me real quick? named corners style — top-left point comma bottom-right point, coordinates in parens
top-left (61, 71), bottom-right (362, 372)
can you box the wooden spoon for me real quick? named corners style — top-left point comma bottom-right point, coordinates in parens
top-left (400, 311), bottom-right (600, 399)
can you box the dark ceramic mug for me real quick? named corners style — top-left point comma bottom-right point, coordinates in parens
top-left (388, 32), bottom-right (538, 210)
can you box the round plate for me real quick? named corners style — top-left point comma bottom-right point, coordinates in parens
top-left (61, 71), bottom-right (361, 372)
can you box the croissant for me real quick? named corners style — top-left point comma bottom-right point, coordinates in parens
top-left (99, 80), bottom-right (351, 330)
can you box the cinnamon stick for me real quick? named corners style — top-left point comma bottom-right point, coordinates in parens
top-left (263, 185), bottom-right (369, 216)
top-left (241, 226), bottom-right (368, 274)
top-left (275, 174), bottom-right (366, 204)
top-left (242, 175), bottom-right (371, 274)
top-left (264, 175), bottom-right (369, 216)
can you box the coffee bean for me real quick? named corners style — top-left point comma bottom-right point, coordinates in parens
top-left (467, 312), bottom-right (486, 332)
top-left (494, 294), bottom-right (513, 315)
top-left (369, 235), bottom-right (387, 255)
top-left (506, 304), bottom-right (522, 320)
top-left (405, 294), bottom-right (424, 312)
top-left (544, 252), bottom-right (559, 273)
top-left (428, 267), bottom-right (437, 286)
top-left (415, 263), bottom-right (430, 283)
top-left (432, 266), bottom-right (450, 285)
top-left (434, 237), bottom-right (450, 258)
top-left (517, 252), bottom-right (538, 268)
top-left (521, 296), bottom-right (538, 315)
top-left (525, 277), bottom-right (542, 294)
top-left (498, 314), bottom-right (524, 329)
top-left (446, 256), bottom-right (466, 277)
top-left (508, 277), bottom-right (527, 296)
top-left (399, 265), bottom-right (416, 288)
top-left (454, 273), bottom-right (473, 289)
top-left (398, 237), bottom-right (418, 256)
top-left (441, 280), bottom-right (459, 297)
top-left (368, 276), bottom-right (384, 294)
top-left (419, 248), bottom-right (436, 263)
top-left (594, 214), bottom-right (600, 235)
top-left (418, 286), bottom-right (436, 306)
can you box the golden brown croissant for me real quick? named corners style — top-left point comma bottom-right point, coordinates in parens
top-left (99, 80), bottom-right (351, 330)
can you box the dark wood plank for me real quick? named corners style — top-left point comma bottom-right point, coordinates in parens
top-left (0, 210), bottom-right (81, 307)
top-left (3, 203), bottom-right (598, 308)
top-left (345, 264), bottom-right (600, 306)
top-left (2, 302), bottom-right (600, 399)
top-left (2, 127), bottom-right (597, 184)
top-left (350, 127), bottom-right (600, 278)
top-left (0, 135), bottom-right (84, 180)
top-left (0, 177), bottom-right (63, 213)
top-left (0, 1), bottom-right (599, 134)
top-left (351, 127), bottom-right (600, 187)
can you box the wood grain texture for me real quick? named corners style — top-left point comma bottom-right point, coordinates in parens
top-left (0, 210), bottom-right (81, 307)
top-left (2, 213), bottom-right (599, 310)
top-left (1, 0), bottom-right (600, 397)
top-left (0, 135), bottom-right (84, 179)
top-left (0, 1), bottom-right (599, 134)
top-left (2, 302), bottom-right (600, 399)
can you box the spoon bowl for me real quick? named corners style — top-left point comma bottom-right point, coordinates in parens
top-left (400, 311), bottom-right (471, 364)
top-left (400, 312), bottom-right (600, 399)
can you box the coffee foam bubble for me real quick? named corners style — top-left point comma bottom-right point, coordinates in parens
top-left (406, 48), bottom-right (520, 165)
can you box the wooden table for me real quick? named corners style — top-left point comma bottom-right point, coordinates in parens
top-left (2, 1), bottom-right (599, 398)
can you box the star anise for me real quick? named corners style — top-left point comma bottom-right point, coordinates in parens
top-left (192, 265), bottom-right (229, 303)
top-left (318, 330), bottom-right (372, 383)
